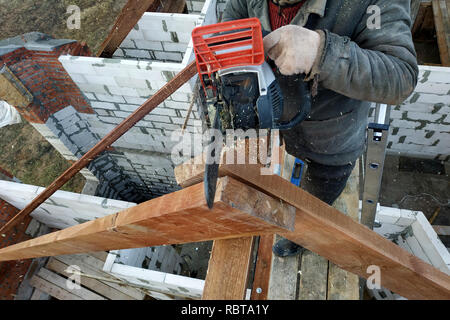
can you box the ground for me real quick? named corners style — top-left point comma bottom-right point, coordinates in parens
top-left (0, 121), bottom-right (85, 193)
top-left (380, 155), bottom-right (450, 247)
top-left (0, 0), bottom-right (129, 191)
top-left (176, 241), bottom-right (213, 279)
top-left (0, 0), bottom-right (128, 54)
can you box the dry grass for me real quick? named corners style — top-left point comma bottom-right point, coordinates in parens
top-left (0, 0), bottom-right (128, 54)
top-left (0, 122), bottom-right (85, 193)
top-left (0, 1), bottom-right (127, 192)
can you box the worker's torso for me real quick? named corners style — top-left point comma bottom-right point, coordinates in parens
top-left (225, 0), bottom-right (376, 165)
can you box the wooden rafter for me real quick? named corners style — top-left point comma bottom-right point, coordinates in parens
top-left (0, 177), bottom-right (295, 262)
top-left (432, 0), bottom-right (450, 66)
top-left (97, 0), bottom-right (187, 57)
top-left (97, 0), bottom-right (157, 57)
top-left (157, 0), bottom-right (187, 13)
top-left (174, 155), bottom-right (450, 300)
top-left (433, 225), bottom-right (450, 236)
top-left (410, 0), bottom-right (422, 24)
top-left (202, 237), bottom-right (255, 300)
top-left (250, 234), bottom-right (275, 300)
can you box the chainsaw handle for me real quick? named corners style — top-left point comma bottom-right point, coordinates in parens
top-left (275, 73), bottom-right (312, 131)
top-left (262, 28), bottom-right (311, 130)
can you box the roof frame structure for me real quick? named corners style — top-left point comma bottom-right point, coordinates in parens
top-left (0, 149), bottom-right (449, 299)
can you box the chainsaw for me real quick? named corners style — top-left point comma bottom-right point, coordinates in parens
top-left (191, 18), bottom-right (311, 208)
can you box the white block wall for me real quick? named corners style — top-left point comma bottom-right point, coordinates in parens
top-left (104, 261), bottom-right (204, 300)
top-left (0, 180), bottom-right (135, 229)
top-left (186, 0), bottom-right (208, 13)
top-left (380, 66), bottom-right (450, 161)
top-left (374, 205), bottom-right (450, 275)
top-left (30, 116), bottom-right (99, 183)
top-left (113, 13), bottom-right (201, 62)
top-left (371, 204), bottom-right (450, 302)
top-left (59, 56), bottom-right (203, 196)
top-left (187, 0), bottom-right (227, 18)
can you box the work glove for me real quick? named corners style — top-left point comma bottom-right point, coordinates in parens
top-left (263, 25), bottom-right (321, 76)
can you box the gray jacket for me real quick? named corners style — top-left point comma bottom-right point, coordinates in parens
top-left (223, 0), bottom-right (418, 165)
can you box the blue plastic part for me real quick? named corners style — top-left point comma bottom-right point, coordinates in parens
top-left (290, 158), bottom-right (304, 187)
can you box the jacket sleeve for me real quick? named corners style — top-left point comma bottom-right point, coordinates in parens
top-left (310, 0), bottom-right (419, 105)
top-left (222, 0), bottom-right (249, 21)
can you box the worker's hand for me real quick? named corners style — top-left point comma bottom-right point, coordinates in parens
top-left (263, 25), bottom-right (321, 76)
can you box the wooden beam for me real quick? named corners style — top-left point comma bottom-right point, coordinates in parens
top-left (413, 2), bottom-right (435, 37)
top-left (147, 0), bottom-right (162, 12)
top-left (147, 0), bottom-right (187, 13)
top-left (174, 157), bottom-right (450, 300)
top-left (36, 268), bottom-right (106, 300)
top-left (174, 139), bottom-right (283, 189)
top-left (46, 258), bottom-right (135, 300)
top-left (203, 237), bottom-right (255, 300)
top-left (30, 288), bottom-right (49, 300)
top-left (298, 250), bottom-right (328, 300)
top-left (250, 235), bottom-right (275, 300)
top-left (410, 0), bottom-right (423, 25)
top-left (29, 276), bottom-right (82, 300)
top-left (433, 225), bottom-right (450, 236)
top-left (97, 0), bottom-right (157, 57)
top-left (267, 234), bottom-right (299, 300)
top-left (159, 0), bottom-right (187, 13)
top-left (0, 177), bottom-right (295, 262)
top-left (54, 254), bottom-right (145, 300)
top-left (432, 0), bottom-right (450, 66)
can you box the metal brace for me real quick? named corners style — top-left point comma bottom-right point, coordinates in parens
top-left (361, 103), bottom-right (391, 229)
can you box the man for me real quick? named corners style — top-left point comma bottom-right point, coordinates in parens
top-left (222, 0), bottom-right (418, 257)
